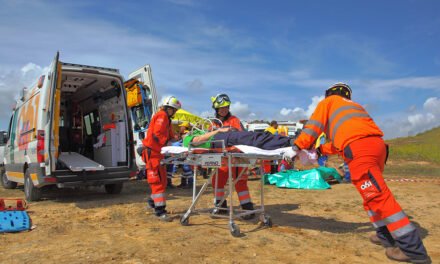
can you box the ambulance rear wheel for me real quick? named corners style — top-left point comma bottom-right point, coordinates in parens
top-left (104, 183), bottom-right (123, 194)
top-left (24, 168), bottom-right (42, 201)
top-left (1, 168), bottom-right (17, 189)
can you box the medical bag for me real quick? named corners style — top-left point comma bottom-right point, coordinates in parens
top-left (125, 79), bottom-right (143, 108)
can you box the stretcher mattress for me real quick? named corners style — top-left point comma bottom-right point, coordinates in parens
top-left (161, 145), bottom-right (292, 156)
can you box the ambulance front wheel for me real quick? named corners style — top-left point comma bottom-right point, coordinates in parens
top-left (24, 168), bottom-right (42, 202)
top-left (1, 167), bottom-right (17, 189)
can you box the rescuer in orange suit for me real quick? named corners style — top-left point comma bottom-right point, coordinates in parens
top-left (210, 94), bottom-right (255, 219)
top-left (138, 96), bottom-right (181, 222)
top-left (292, 83), bottom-right (430, 263)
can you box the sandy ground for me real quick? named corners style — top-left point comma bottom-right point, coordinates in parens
top-left (1, 171), bottom-right (439, 264)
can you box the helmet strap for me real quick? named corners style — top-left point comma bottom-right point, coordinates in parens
top-left (163, 106), bottom-right (175, 118)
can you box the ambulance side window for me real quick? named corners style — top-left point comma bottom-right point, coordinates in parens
top-left (0, 131), bottom-right (7, 145)
top-left (6, 114), bottom-right (14, 144)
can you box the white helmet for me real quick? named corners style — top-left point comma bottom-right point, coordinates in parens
top-left (162, 96), bottom-right (181, 110)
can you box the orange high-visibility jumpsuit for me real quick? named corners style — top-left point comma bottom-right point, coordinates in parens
top-left (294, 95), bottom-right (428, 260)
top-left (142, 110), bottom-right (174, 214)
top-left (212, 115), bottom-right (251, 206)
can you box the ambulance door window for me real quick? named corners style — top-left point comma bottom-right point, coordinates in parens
top-left (84, 115), bottom-right (92, 136)
top-left (5, 115), bottom-right (13, 145)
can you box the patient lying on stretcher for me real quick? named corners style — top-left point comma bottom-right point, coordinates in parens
top-left (182, 127), bottom-right (298, 160)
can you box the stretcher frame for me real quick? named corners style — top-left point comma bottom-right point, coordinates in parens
top-left (161, 140), bottom-right (282, 237)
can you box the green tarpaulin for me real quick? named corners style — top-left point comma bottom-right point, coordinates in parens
top-left (264, 167), bottom-right (342, 190)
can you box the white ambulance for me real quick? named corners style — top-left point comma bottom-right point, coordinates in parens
top-left (1, 52), bottom-right (157, 201)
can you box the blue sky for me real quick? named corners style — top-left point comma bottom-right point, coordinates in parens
top-left (1, 0), bottom-right (439, 138)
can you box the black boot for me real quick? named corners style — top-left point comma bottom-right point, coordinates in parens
top-left (212, 200), bottom-right (228, 215)
top-left (154, 206), bottom-right (172, 222)
top-left (187, 177), bottom-right (194, 188)
top-left (202, 169), bottom-right (208, 179)
top-left (241, 202), bottom-right (256, 220)
top-left (146, 198), bottom-right (155, 210)
top-left (393, 229), bottom-right (431, 263)
top-left (375, 226), bottom-right (396, 248)
top-left (179, 177), bottom-right (193, 189)
top-left (177, 178), bottom-right (188, 188)
top-left (167, 178), bottom-right (175, 188)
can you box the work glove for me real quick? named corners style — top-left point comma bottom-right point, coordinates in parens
top-left (136, 146), bottom-right (145, 156)
top-left (298, 149), bottom-right (318, 166)
top-left (282, 147), bottom-right (298, 161)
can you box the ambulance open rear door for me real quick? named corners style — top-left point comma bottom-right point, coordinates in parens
top-left (126, 65), bottom-right (159, 169)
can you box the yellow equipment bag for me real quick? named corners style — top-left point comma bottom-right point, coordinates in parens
top-left (124, 79), bottom-right (143, 108)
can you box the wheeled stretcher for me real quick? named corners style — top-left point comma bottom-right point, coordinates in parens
top-left (161, 141), bottom-right (287, 237)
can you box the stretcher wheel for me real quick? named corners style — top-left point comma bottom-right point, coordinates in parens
top-left (180, 216), bottom-right (190, 226)
top-left (260, 214), bottom-right (273, 227)
top-left (263, 216), bottom-right (273, 227)
top-left (230, 223), bottom-right (240, 237)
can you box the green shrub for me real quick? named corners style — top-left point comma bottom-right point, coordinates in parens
top-left (386, 127), bottom-right (440, 165)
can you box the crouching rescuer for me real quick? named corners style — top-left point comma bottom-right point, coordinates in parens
top-left (139, 96), bottom-right (182, 222)
top-left (293, 83), bottom-right (431, 263)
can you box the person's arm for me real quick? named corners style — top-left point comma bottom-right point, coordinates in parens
top-left (320, 142), bottom-right (339, 155)
top-left (191, 127), bottom-right (230, 145)
top-left (151, 112), bottom-right (170, 146)
top-left (294, 98), bottom-right (330, 150)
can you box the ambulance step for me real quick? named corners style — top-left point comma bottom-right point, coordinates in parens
top-left (58, 152), bottom-right (105, 172)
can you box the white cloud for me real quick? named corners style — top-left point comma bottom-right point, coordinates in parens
top-left (306, 96), bottom-right (324, 116)
top-left (278, 95), bottom-right (324, 121)
top-left (199, 110), bottom-right (212, 118)
top-left (230, 101), bottom-right (256, 120)
top-left (424, 97), bottom-right (440, 115)
top-left (288, 69), bottom-right (311, 79)
top-left (279, 107), bottom-right (307, 121)
top-left (0, 63), bottom-right (48, 127)
top-left (380, 97), bottom-right (440, 138)
top-left (406, 97), bottom-right (440, 135)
